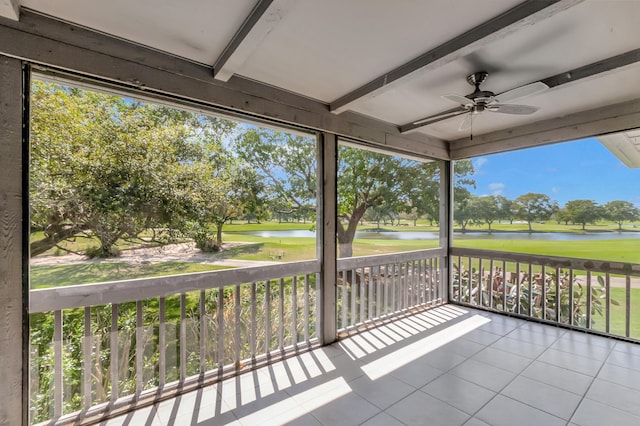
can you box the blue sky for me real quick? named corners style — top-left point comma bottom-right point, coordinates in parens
top-left (469, 138), bottom-right (640, 207)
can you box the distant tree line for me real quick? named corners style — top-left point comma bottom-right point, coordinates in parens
top-left (455, 190), bottom-right (640, 232)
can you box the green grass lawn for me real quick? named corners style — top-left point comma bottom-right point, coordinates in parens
top-left (456, 221), bottom-right (640, 234)
top-left (597, 287), bottom-right (640, 340)
top-left (453, 238), bottom-right (640, 263)
top-left (31, 262), bottom-right (231, 288)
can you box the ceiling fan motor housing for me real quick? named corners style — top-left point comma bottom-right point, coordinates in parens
top-left (466, 71), bottom-right (488, 86)
top-left (465, 71), bottom-right (496, 104)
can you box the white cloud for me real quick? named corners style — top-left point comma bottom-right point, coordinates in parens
top-left (551, 186), bottom-right (560, 195)
top-left (488, 182), bottom-right (505, 195)
top-left (474, 157), bottom-right (488, 169)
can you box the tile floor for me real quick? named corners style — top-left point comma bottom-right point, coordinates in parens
top-left (103, 305), bottom-right (640, 425)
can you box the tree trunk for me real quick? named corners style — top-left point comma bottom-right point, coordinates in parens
top-left (216, 224), bottom-right (223, 246)
top-left (527, 221), bottom-right (533, 232)
top-left (337, 204), bottom-right (366, 259)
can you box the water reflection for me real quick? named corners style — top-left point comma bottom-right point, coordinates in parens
top-left (237, 230), bottom-right (640, 241)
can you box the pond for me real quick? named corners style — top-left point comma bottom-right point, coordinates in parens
top-left (235, 230), bottom-right (640, 241)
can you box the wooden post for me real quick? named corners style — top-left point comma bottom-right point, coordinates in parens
top-left (0, 55), bottom-right (26, 426)
top-left (319, 132), bottom-right (337, 345)
top-left (440, 159), bottom-right (452, 304)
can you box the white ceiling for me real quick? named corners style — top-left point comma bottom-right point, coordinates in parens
top-left (16, 0), bottom-right (640, 143)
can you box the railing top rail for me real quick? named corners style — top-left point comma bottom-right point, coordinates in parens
top-left (336, 248), bottom-right (445, 270)
top-left (30, 259), bottom-right (321, 313)
top-left (451, 247), bottom-right (640, 276)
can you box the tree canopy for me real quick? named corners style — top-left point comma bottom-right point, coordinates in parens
top-left (603, 200), bottom-right (640, 230)
top-left (564, 199), bottom-right (600, 230)
top-left (513, 193), bottom-right (555, 232)
top-left (30, 81), bottom-right (238, 256)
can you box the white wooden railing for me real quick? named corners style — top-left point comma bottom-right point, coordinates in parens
top-left (336, 249), bottom-right (447, 333)
top-left (451, 247), bottom-right (640, 341)
top-left (29, 249), bottom-right (447, 424)
top-left (29, 260), bottom-right (321, 425)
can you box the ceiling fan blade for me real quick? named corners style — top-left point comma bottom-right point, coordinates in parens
top-left (442, 94), bottom-right (474, 106)
top-left (412, 108), bottom-right (467, 125)
top-left (494, 82), bottom-right (548, 103)
top-left (458, 113), bottom-right (473, 131)
top-left (489, 103), bottom-right (539, 115)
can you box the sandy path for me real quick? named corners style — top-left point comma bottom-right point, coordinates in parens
top-left (30, 241), bottom-right (280, 268)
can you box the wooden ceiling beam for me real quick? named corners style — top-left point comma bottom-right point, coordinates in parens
top-left (213, 0), bottom-right (297, 82)
top-left (329, 0), bottom-right (582, 114)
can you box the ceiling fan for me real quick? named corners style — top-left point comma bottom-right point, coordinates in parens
top-left (412, 71), bottom-right (548, 135)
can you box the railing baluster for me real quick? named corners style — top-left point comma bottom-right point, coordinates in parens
top-left (110, 304), bottom-right (118, 402)
top-left (83, 306), bottom-right (91, 409)
top-left (408, 261), bottom-right (414, 307)
top-left (304, 275), bottom-right (310, 343)
top-left (514, 262), bottom-right (520, 314)
top-left (384, 264), bottom-right (389, 315)
top-left (234, 284), bottom-right (241, 368)
top-left (541, 265), bottom-right (546, 320)
top-left (278, 278), bottom-right (284, 351)
top-left (502, 260), bottom-right (507, 312)
top-left (435, 256), bottom-right (440, 303)
top-left (351, 268), bottom-right (357, 327)
top-left (217, 289), bottom-right (224, 369)
top-left (251, 282), bottom-right (257, 358)
top-left (368, 267), bottom-right (374, 320)
top-left (478, 257), bottom-right (484, 307)
top-left (360, 267), bottom-right (365, 322)
top-left (292, 275), bottom-right (298, 346)
top-left (457, 255), bottom-right (461, 303)
top-left (265, 280), bottom-right (271, 354)
top-left (626, 274), bottom-right (632, 338)
top-left (136, 300), bottom-right (143, 395)
top-left (391, 263), bottom-right (397, 312)
top-left (405, 261), bottom-right (410, 309)
top-left (568, 269), bottom-right (574, 326)
top-left (488, 259), bottom-right (494, 310)
top-left (429, 257), bottom-right (434, 304)
top-left (398, 262), bottom-right (407, 311)
top-left (439, 256), bottom-right (444, 303)
top-left (200, 290), bottom-right (206, 375)
top-left (528, 264), bottom-right (533, 318)
top-left (54, 310), bottom-right (63, 418)
top-left (586, 270), bottom-right (592, 329)
top-left (315, 272), bottom-right (321, 340)
top-left (467, 256), bottom-right (472, 304)
top-left (420, 258), bottom-right (425, 305)
top-left (605, 273), bottom-right (611, 334)
top-left (159, 297), bottom-right (166, 388)
top-left (376, 265), bottom-right (382, 318)
top-left (416, 259), bottom-right (422, 305)
top-left (418, 259), bottom-right (423, 305)
top-left (398, 262), bottom-right (403, 309)
top-left (340, 270), bottom-right (347, 329)
top-left (180, 293), bottom-right (186, 381)
top-left (413, 260), bottom-right (419, 307)
top-left (555, 267), bottom-right (560, 323)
